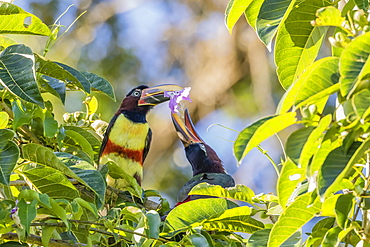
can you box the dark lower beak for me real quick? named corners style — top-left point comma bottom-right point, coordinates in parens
top-left (138, 84), bottom-right (183, 106)
top-left (171, 109), bottom-right (204, 147)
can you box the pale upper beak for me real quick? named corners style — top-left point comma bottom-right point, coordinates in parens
top-left (138, 84), bottom-right (184, 106)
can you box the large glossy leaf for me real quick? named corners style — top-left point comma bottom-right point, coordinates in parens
top-left (63, 126), bottom-right (101, 163)
top-left (318, 141), bottom-right (367, 200)
top-left (244, 0), bottom-right (264, 30)
top-left (38, 76), bottom-right (66, 104)
top-left (275, 0), bottom-right (331, 90)
top-left (64, 129), bottom-right (94, 161)
top-left (0, 111), bottom-right (8, 128)
top-left (22, 165), bottom-right (79, 200)
top-left (234, 112), bottom-right (297, 162)
top-left (277, 158), bottom-right (304, 208)
top-left (55, 62), bottom-right (91, 93)
top-left (55, 152), bottom-right (106, 207)
top-left (339, 32), bottom-right (370, 98)
top-left (249, 229), bottom-right (302, 247)
top-left (335, 193), bottom-right (354, 229)
top-left (256, 0), bottom-right (292, 50)
top-left (0, 129), bottom-right (19, 185)
top-left (0, 45), bottom-right (44, 107)
top-left (22, 144), bottom-right (105, 206)
top-left (352, 89), bottom-right (370, 118)
top-left (163, 198), bottom-right (238, 237)
top-left (299, 115), bottom-right (332, 170)
top-left (189, 183), bottom-right (255, 203)
top-left (225, 0), bottom-right (253, 33)
top-left (309, 139), bottom-right (341, 178)
top-left (35, 54), bottom-right (86, 93)
top-left (0, 3), bottom-right (50, 36)
top-left (277, 57), bottom-right (340, 113)
top-left (268, 192), bottom-right (322, 247)
top-left (202, 206), bottom-right (264, 234)
top-left (285, 127), bottom-right (314, 164)
top-left (80, 71), bottom-right (116, 101)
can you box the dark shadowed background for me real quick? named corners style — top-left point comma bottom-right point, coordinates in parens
top-left (15, 0), bottom-right (289, 205)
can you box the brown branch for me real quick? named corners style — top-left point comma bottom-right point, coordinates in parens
top-left (1, 232), bottom-right (87, 247)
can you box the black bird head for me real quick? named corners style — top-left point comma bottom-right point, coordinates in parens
top-left (117, 84), bottom-right (183, 115)
top-left (171, 109), bottom-right (226, 176)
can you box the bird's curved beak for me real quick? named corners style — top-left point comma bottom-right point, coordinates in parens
top-left (171, 109), bottom-right (204, 147)
top-left (138, 84), bottom-right (184, 106)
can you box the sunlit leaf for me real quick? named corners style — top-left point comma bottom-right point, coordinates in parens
top-left (248, 229), bottom-right (302, 247)
top-left (163, 198), bottom-right (238, 237)
top-left (244, 0), bottom-right (264, 30)
top-left (202, 206), bottom-right (264, 234)
top-left (335, 193), bottom-right (354, 229)
top-left (321, 226), bottom-right (342, 247)
top-left (312, 6), bottom-right (345, 27)
top-left (268, 192), bottom-right (322, 247)
top-left (352, 89), bottom-right (370, 118)
top-left (234, 112), bottom-right (297, 162)
top-left (64, 129), bottom-right (94, 161)
top-left (339, 32), bottom-right (370, 98)
top-left (318, 141), bottom-right (366, 200)
top-left (277, 57), bottom-right (339, 113)
top-left (275, 0), bottom-right (331, 89)
top-left (299, 115), bottom-right (332, 170)
top-left (80, 71), bottom-right (116, 101)
top-left (256, 0), bottom-right (292, 50)
top-left (225, 0), bottom-right (253, 33)
top-left (0, 2), bottom-right (50, 36)
top-left (189, 183), bottom-right (255, 203)
top-left (0, 111), bottom-right (9, 128)
top-left (22, 165), bottom-right (79, 200)
top-left (286, 127), bottom-right (314, 164)
top-left (0, 45), bottom-right (44, 107)
top-left (55, 62), bottom-right (91, 93)
top-left (0, 129), bottom-right (19, 185)
top-left (277, 158), bottom-right (305, 208)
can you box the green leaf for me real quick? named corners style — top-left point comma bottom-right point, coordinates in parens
top-left (163, 198), bottom-right (238, 237)
top-left (38, 76), bottom-right (66, 104)
top-left (277, 57), bottom-right (340, 113)
top-left (339, 32), bottom-right (370, 98)
top-left (0, 45), bottom-right (44, 107)
top-left (0, 111), bottom-right (9, 128)
top-left (309, 139), bottom-right (341, 178)
top-left (354, 0), bottom-right (368, 12)
top-left (335, 193), bottom-right (354, 229)
top-left (64, 129), bottom-right (94, 161)
top-left (188, 233), bottom-right (210, 247)
top-left (73, 198), bottom-right (98, 218)
top-left (321, 226), bottom-right (342, 247)
top-left (267, 192), bottom-right (322, 247)
top-left (145, 210), bottom-right (160, 239)
top-left (202, 206), bottom-right (264, 234)
top-left (275, 0), bottom-right (331, 89)
top-left (277, 158), bottom-right (305, 208)
top-left (234, 112), bottom-right (297, 162)
top-left (225, 0), bottom-right (253, 33)
top-left (249, 229), bottom-right (302, 247)
top-left (43, 117), bottom-right (58, 138)
top-left (63, 126), bottom-right (101, 163)
top-left (35, 54), bottom-right (86, 93)
top-left (55, 62), bottom-right (91, 93)
top-left (80, 71), bottom-right (116, 101)
top-left (244, 0), bottom-right (264, 30)
top-left (56, 152), bottom-right (106, 208)
top-left (318, 141), bottom-right (367, 200)
top-left (41, 225), bottom-right (56, 247)
top-left (22, 165), bottom-right (79, 200)
top-left (286, 127), bottom-right (315, 164)
top-left (352, 89), bottom-right (370, 118)
top-left (22, 144), bottom-right (105, 207)
top-left (0, 2), bottom-right (50, 36)
top-left (0, 129), bottom-right (19, 185)
top-left (189, 183), bottom-right (255, 203)
top-left (299, 115), bottom-right (332, 170)
top-left (12, 100), bottom-right (33, 130)
top-left (311, 6), bottom-right (345, 27)
top-left (256, 0), bottom-right (292, 50)
top-left (0, 35), bottom-right (17, 51)
top-left (18, 199), bottom-right (37, 235)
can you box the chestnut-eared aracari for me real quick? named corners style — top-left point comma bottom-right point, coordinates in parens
top-left (171, 109), bottom-right (235, 205)
top-left (99, 84), bottom-right (183, 189)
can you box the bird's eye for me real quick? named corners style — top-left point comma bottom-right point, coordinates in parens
top-left (132, 90), bottom-right (141, 97)
top-left (199, 144), bottom-right (207, 155)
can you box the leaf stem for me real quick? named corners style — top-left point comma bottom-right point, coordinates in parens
top-left (257, 145), bottom-right (279, 176)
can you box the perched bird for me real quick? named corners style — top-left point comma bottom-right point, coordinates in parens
top-left (171, 109), bottom-right (235, 205)
top-left (99, 84), bottom-right (183, 189)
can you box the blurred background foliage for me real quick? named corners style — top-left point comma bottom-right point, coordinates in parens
top-left (15, 0), bottom-right (286, 205)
